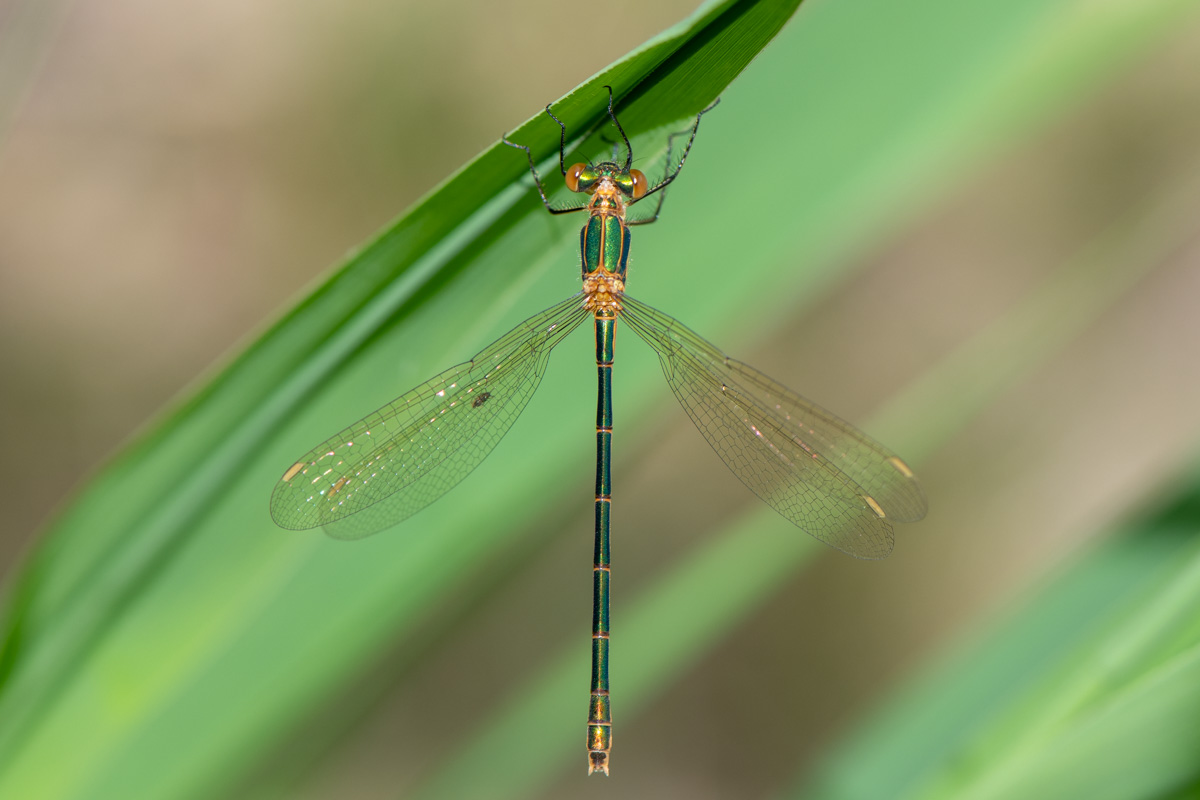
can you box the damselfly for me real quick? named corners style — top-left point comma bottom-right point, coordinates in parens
top-left (270, 88), bottom-right (926, 776)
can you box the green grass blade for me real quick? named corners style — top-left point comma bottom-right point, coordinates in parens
top-left (0, 2), bottom-right (802, 799)
top-left (796, 474), bottom-right (1200, 800)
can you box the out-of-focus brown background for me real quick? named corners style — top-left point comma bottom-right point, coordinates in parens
top-left (0, 0), bottom-right (701, 568)
top-left (3, 0), bottom-right (1200, 798)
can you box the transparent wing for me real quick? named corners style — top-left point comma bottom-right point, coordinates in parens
top-left (621, 295), bottom-right (926, 559)
top-left (270, 295), bottom-right (590, 540)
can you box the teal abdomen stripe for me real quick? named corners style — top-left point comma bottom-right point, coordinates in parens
top-left (596, 316), bottom-right (614, 495)
top-left (589, 313), bottom-right (616, 774)
top-left (594, 500), bottom-right (610, 567)
top-left (595, 315), bottom-right (615, 365)
top-left (590, 636), bottom-right (609, 689)
top-left (596, 431), bottom-right (611, 497)
top-left (597, 369), bottom-right (613, 429)
top-left (592, 568), bottom-right (610, 633)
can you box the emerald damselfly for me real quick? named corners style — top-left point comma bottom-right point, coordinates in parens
top-left (270, 88), bottom-right (927, 776)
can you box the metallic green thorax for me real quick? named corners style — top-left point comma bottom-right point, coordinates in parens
top-left (576, 160), bottom-right (634, 284)
top-left (580, 214), bottom-right (630, 279)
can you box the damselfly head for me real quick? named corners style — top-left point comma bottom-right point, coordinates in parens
top-left (565, 162), bottom-right (647, 200)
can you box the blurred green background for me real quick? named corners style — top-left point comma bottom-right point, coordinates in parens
top-left (3, 0), bottom-right (1200, 798)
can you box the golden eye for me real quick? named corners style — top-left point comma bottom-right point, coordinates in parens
top-left (629, 169), bottom-right (648, 199)
top-left (565, 163), bottom-right (587, 192)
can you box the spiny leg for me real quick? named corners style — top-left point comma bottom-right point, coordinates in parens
top-left (601, 84), bottom-right (634, 170)
top-left (627, 108), bottom-right (715, 226)
top-left (503, 87), bottom-right (623, 216)
top-left (628, 97), bottom-right (720, 226)
top-left (543, 102), bottom-right (571, 177)
top-left (547, 87), bottom-right (627, 172)
top-left (500, 129), bottom-right (588, 215)
top-left (502, 98), bottom-right (590, 216)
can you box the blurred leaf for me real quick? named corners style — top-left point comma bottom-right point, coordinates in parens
top-left (794, 474), bottom-right (1200, 800)
top-left (0, 0), bottom-right (70, 144)
top-left (0, 1), bottom-right (801, 798)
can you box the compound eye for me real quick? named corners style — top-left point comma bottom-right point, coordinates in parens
top-left (629, 169), bottom-right (648, 199)
top-left (565, 163), bottom-right (587, 193)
